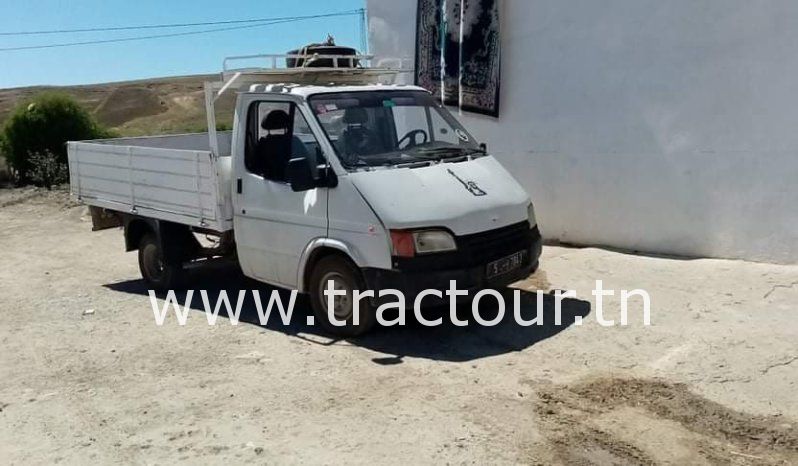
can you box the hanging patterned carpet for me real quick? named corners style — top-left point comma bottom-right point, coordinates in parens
top-left (415, 0), bottom-right (501, 117)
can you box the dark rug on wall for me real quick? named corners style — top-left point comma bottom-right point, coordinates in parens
top-left (415, 0), bottom-right (501, 117)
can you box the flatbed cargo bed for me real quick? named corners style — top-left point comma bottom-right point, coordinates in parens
top-left (67, 132), bottom-right (234, 232)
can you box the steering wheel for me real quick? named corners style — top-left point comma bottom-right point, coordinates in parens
top-left (397, 129), bottom-right (429, 149)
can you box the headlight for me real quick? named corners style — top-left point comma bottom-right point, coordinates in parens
top-left (414, 230), bottom-right (457, 254)
top-left (390, 229), bottom-right (457, 257)
top-left (527, 203), bottom-right (537, 227)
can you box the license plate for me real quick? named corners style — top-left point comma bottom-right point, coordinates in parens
top-left (486, 250), bottom-right (527, 279)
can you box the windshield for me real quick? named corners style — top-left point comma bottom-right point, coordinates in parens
top-left (308, 91), bottom-right (483, 170)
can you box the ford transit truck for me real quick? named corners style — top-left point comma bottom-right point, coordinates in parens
top-left (68, 49), bottom-right (542, 336)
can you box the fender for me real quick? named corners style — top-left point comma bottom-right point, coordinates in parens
top-left (296, 238), bottom-right (365, 292)
top-left (120, 214), bottom-right (198, 265)
top-left (121, 214), bottom-right (161, 252)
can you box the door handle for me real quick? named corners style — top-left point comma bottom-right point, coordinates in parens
top-left (236, 178), bottom-right (242, 194)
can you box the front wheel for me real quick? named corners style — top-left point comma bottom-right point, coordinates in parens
top-left (309, 255), bottom-right (376, 337)
top-left (138, 234), bottom-right (184, 291)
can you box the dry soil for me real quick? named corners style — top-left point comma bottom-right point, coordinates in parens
top-left (0, 188), bottom-right (796, 465)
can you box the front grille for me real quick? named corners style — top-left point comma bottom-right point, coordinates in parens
top-left (457, 221), bottom-right (533, 266)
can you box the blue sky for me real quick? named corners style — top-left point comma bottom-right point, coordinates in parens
top-left (0, 0), bottom-right (365, 89)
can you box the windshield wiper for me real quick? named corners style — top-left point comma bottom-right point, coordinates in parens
top-left (442, 155), bottom-right (468, 163)
top-left (394, 160), bottom-right (433, 169)
top-left (414, 147), bottom-right (485, 159)
top-left (415, 147), bottom-right (464, 155)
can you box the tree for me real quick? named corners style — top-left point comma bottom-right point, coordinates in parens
top-left (1, 93), bottom-right (111, 185)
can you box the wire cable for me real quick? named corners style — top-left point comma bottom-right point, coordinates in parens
top-left (0, 12), bottom-right (362, 52)
top-left (0, 9), bottom-right (363, 36)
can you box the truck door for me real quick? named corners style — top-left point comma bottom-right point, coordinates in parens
top-left (233, 97), bottom-right (328, 287)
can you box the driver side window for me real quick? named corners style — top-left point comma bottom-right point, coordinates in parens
top-left (244, 102), bottom-right (322, 182)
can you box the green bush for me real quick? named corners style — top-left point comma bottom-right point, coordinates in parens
top-left (28, 150), bottom-right (69, 190)
top-left (0, 134), bottom-right (9, 185)
top-left (0, 159), bottom-right (10, 185)
top-left (1, 93), bottom-right (111, 185)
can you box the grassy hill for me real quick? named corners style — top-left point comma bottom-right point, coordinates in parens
top-left (0, 74), bottom-right (237, 137)
top-left (0, 74), bottom-right (238, 182)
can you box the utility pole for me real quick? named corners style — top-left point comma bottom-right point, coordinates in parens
top-left (359, 8), bottom-right (368, 54)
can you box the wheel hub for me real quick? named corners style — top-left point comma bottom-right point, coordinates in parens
top-left (318, 272), bottom-right (353, 320)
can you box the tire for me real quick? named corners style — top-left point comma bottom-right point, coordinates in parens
top-left (138, 233), bottom-right (184, 291)
top-left (309, 255), bottom-right (376, 337)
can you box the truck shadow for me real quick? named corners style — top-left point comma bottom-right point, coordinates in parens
top-left (104, 263), bottom-right (591, 363)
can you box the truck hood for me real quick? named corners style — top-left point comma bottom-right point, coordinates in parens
top-left (348, 156), bottom-right (530, 236)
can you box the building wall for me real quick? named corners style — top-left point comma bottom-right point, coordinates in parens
top-left (367, 0), bottom-right (798, 263)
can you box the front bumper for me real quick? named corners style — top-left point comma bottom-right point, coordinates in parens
top-left (363, 223), bottom-right (542, 305)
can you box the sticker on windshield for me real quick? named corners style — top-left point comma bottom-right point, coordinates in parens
top-left (455, 129), bottom-right (470, 142)
top-left (382, 99), bottom-right (396, 108)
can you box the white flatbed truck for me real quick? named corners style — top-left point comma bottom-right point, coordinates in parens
top-left (68, 52), bottom-right (542, 335)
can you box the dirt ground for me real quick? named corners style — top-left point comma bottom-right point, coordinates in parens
top-left (1, 187), bottom-right (796, 465)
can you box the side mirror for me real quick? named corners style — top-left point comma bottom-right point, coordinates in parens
top-left (286, 158), bottom-right (315, 192)
top-left (479, 142), bottom-right (488, 153)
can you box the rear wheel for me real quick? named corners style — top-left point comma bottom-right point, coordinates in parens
top-left (309, 255), bottom-right (376, 337)
top-left (138, 234), bottom-right (184, 291)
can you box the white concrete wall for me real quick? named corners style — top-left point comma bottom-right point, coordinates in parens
top-left (367, 0), bottom-right (798, 263)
